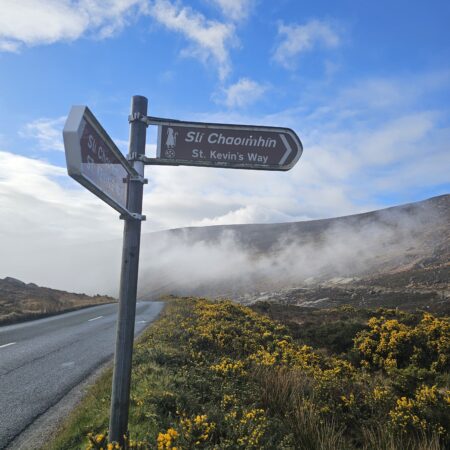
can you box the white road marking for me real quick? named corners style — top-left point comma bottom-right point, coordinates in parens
top-left (0, 342), bottom-right (16, 349)
top-left (88, 316), bottom-right (103, 322)
top-left (61, 361), bottom-right (75, 368)
top-left (137, 320), bottom-right (147, 324)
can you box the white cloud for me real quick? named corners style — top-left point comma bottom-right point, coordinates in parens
top-left (21, 116), bottom-right (66, 151)
top-left (0, 0), bottom-right (142, 51)
top-left (147, 0), bottom-right (237, 80)
top-left (0, 40), bottom-right (20, 52)
top-left (0, 150), bottom-right (123, 293)
top-left (219, 77), bottom-right (268, 108)
top-left (0, 0), bottom-right (239, 80)
top-left (0, 150), bottom-right (121, 239)
top-left (340, 79), bottom-right (409, 110)
top-left (273, 19), bottom-right (341, 68)
top-left (195, 204), bottom-right (296, 226)
top-left (140, 154), bottom-right (361, 233)
top-left (373, 125), bottom-right (450, 191)
top-left (359, 112), bottom-right (436, 166)
top-left (336, 71), bottom-right (450, 111)
top-left (209, 0), bottom-right (254, 21)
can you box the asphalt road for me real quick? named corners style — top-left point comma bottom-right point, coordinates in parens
top-left (0, 301), bottom-right (164, 449)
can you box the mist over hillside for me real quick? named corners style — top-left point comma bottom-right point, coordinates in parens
top-left (1, 195), bottom-right (447, 309)
top-left (138, 194), bottom-right (449, 309)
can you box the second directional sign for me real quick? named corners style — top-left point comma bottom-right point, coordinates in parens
top-left (63, 106), bottom-right (137, 216)
top-left (153, 120), bottom-right (303, 171)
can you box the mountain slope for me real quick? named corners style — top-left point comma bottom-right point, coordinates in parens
top-left (138, 194), bottom-right (449, 310)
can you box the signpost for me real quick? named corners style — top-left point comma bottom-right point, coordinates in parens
top-left (62, 95), bottom-right (303, 446)
top-left (63, 106), bottom-right (140, 218)
top-left (145, 118), bottom-right (302, 171)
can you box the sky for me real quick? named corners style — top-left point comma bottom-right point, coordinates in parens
top-left (0, 0), bottom-right (449, 286)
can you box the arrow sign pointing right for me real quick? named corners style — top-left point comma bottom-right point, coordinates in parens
top-left (144, 118), bottom-right (303, 171)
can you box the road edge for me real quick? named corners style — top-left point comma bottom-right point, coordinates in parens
top-left (6, 359), bottom-right (113, 450)
top-left (6, 301), bottom-right (165, 450)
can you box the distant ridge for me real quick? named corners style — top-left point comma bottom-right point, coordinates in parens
top-left (0, 277), bottom-right (116, 325)
top-left (146, 194), bottom-right (449, 252)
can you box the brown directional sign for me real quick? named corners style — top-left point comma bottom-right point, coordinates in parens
top-left (151, 119), bottom-right (303, 171)
top-left (63, 106), bottom-right (136, 216)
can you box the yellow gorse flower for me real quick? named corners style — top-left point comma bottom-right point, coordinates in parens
top-left (157, 427), bottom-right (179, 450)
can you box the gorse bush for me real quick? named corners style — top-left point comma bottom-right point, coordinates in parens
top-left (53, 298), bottom-right (449, 449)
top-left (354, 313), bottom-right (450, 372)
top-left (354, 312), bottom-right (450, 398)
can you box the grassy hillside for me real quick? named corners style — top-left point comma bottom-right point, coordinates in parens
top-left (50, 297), bottom-right (449, 450)
top-left (0, 277), bottom-right (115, 325)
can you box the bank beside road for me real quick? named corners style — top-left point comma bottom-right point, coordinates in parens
top-left (0, 301), bottom-right (164, 450)
top-left (49, 298), bottom-right (449, 450)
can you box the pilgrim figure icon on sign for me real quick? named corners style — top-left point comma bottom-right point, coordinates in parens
top-left (165, 127), bottom-right (178, 158)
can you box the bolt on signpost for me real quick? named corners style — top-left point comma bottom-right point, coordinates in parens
top-left (63, 95), bottom-right (303, 445)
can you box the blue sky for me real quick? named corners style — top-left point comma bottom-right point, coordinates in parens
top-left (0, 0), bottom-right (449, 278)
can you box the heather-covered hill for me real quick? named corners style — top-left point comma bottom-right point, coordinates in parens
top-left (0, 277), bottom-right (115, 325)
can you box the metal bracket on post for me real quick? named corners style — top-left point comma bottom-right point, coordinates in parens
top-left (141, 156), bottom-right (180, 166)
top-left (123, 175), bottom-right (148, 184)
top-left (128, 112), bottom-right (148, 127)
top-left (119, 212), bottom-right (146, 221)
top-left (127, 152), bottom-right (147, 163)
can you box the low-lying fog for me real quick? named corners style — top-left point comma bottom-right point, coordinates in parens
top-left (138, 204), bottom-right (443, 298)
top-left (1, 197), bottom-right (445, 298)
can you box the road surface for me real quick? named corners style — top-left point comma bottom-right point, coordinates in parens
top-left (0, 301), bottom-right (164, 449)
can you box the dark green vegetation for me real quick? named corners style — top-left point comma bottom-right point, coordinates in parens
top-left (250, 302), bottom-right (450, 355)
top-left (51, 298), bottom-right (449, 450)
top-left (251, 302), bottom-right (373, 355)
top-left (0, 277), bottom-right (115, 325)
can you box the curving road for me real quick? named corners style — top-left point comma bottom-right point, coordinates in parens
top-left (0, 301), bottom-right (164, 449)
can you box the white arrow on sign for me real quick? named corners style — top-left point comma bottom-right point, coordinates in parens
top-left (279, 133), bottom-right (293, 166)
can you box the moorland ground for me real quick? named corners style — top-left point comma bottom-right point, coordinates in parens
top-left (49, 297), bottom-right (449, 450)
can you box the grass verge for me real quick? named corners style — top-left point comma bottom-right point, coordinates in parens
top-left (49, 298), bottom-right (449, 450)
